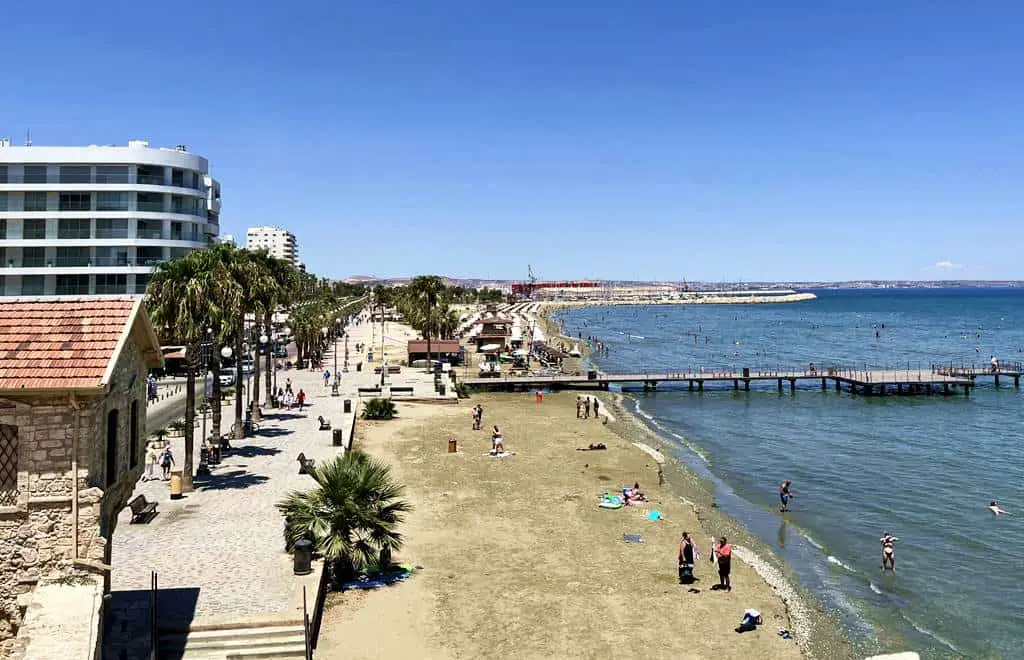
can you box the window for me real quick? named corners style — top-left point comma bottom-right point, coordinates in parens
top-left (21, 275), bottom-right (44, 295)
top-left (0, 275), bottom-right (5, 296)
top-left (136, 192), bottom-right (164, 212)
top-left (130, 402), bottom-right (139, 468)
top-left (137, 247), bottom-right (164, 265)
top-left (23, 192), bottom-right (48, 212)
top-left (96, 274), bottom-right (127, 295)
top-left (95, 247), bottom-right (130, 266)
top-left (59, 166), bottom-right (91, 183)
top-left (170, 222), bottom-right (183, 240)
top-left (134, 274), bottom-right (152, 294)
top-left (0, 192), bottom-right (6, 211)
top-left (171, 169), bottom-right (184, 187)
top-left (96, 191), bottom-right (129, 211)
top-left (106, 409), bottom-right (119, 487)
top-left (169, 247), bottom-right (190, 260)
top-left (136, 165), bottom-right (164, 186)
top-left (58, 218), bottom-right (91, 239)
top-left (56, 247), bottom-right (90, 267)
top-left (59, 193), bottom-right (91, 212)
top-left (0, 219), bottom-right (6, 240)
top-left (95, 166), bottom-right (129, 184)
top-left (23, 219), bottom-right (47, 240)
top-left (0, 166), bottom-right (7, 183)
top-left (23, 165), bottom-right (48, 183)
top-left (56, 274), bottom-right (90, 295)
top-left (137, 220), bottom-right (163, 239)
top-left (0, 424), bottom-right (18, 506)
top-left (96, 218), bottom-right (130, 238)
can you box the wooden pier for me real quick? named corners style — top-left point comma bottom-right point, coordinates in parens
top-left (462, 365), bottom-right (1021, 397)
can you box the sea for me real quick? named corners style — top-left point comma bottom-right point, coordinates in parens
top-left (552, 289), bottom-right (1024, 660)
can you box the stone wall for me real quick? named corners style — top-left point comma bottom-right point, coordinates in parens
top-left (0, 338), bottom-right (149, 657)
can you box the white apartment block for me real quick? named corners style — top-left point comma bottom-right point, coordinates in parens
top-left (0, 139), bottom-right (221, 296)
top-left (244, 226), bottom-right (299, 268)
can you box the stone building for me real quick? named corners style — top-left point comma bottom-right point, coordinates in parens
top-left (0, 297), bottom-right (163, 658)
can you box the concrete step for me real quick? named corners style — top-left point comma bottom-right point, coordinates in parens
top-left (224, 644), bottom-right (307, 659)
top-left (159, 624), bottom-right (306, 659)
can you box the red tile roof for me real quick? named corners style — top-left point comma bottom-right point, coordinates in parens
top-left (407, 340), bottom-right (463, 354)
top-left (0, 297), bottom-right (154, 391)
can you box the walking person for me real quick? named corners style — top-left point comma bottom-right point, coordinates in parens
top-left (144, 442), bottom-right (159, 481)
top-left (593, 397), bottom-right (600, 420)
top-left (678, 532), bottom-right (700, 584)
top-left (779, 480), bottom-right (794, 512)
top-left (576, 396), bottom-right (582, 419)
top-left (323, 369), bottom-right (331, 387)
top-left (159, 445), bottom-right (175, 480)
top-left (297, 389), bottom-right (306, 412)
top-left (490, 425), bottom-right (505, 454)
top-left (712, 537), bottom-right (732, 591)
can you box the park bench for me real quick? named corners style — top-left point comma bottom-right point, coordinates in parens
top-left (296, 453), bottom-right (316, 475)
top-left (390, 386), bottom-right (415, 396)
top-left (373, 365), bottom-right (402, 375)
top-left (317, 416), bottom-right (332, 431)
top-left (128, 495), bottom-right (158, 523)
top-left (357, 387), bottom-right (381, 396)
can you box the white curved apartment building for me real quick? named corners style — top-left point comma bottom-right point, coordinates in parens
top-left (0, 139), bottom-right (221, 296)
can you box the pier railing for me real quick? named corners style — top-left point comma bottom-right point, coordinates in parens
top-left (934, 361), bottom-right (1023, 377)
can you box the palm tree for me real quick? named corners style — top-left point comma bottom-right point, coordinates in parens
top-left (146, 256), bottom-right (212, 492)
top-left (277, 450), bottom-right (411, 581)
top-left (400, 276), bottom-right (447, 370)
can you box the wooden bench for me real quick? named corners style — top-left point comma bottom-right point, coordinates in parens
top-left (296, 453), bottom-right (316, 475)
top-left (128, 495), bottom-right (158, 523)
top-left (390, 386), bottom-right (415, 396)
top-left (357, 387), bottom-right (382, 396)
top-left (373, 365), bottom-right (402, 375)
top-left (317, 416), bottom-right (332, 431)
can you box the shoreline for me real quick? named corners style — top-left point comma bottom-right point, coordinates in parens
top-left (600, 393), bottom-right (856, 660)
top-left (530, 292), bottom-right (817, 307)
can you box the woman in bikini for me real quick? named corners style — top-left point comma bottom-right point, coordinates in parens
top-left (880, 532), bottom-right (898, 572)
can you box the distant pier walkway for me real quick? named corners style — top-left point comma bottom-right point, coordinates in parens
top-left (462, 363), bottom-right (1022, 397)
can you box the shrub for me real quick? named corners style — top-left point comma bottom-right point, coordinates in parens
top-left (362, 397), bottom-right (396, 420)
top-left (455, 382), bottom-right (470, 399)
top-left (167, 419), bottom-right (187, 432)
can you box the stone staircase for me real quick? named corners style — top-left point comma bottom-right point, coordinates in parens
top-left (158, 622), bottom-right (307, 659)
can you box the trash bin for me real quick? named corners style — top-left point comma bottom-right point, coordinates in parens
top-left (448, 438), bottom-right (457, 453)
top-left (438, 383), bottom-right (446, 397)
top-left (333, 428), bottom-right (344, 447)
top-left (344, 399), bottom-right (352, 414)
top-left (356, 362), bottom-right (362, 372)
top-left (169, 469), bottom-right (183, 500)
top-left (293, 539), bottom-right (313, 575)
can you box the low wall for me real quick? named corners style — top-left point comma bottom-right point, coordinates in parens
top-left (11, 578), bottom-right (104, 660)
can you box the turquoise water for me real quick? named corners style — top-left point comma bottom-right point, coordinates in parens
top-left (555, 289), bottom-right (1024, 659)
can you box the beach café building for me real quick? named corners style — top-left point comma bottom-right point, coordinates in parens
top-left (0, 297), bottom-right (163, 658)
top-left (469, 314), bottom-right (514, 353)
top-left (407, 339), bottom-right (464, 366)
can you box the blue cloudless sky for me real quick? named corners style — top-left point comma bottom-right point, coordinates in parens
top-left (3, 1), bottom-right (1024, 281)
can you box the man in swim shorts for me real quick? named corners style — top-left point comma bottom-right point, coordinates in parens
top-left (779, 480), bottom-right (793, 512)
top-left (713, 537), bottom-right (732, 591)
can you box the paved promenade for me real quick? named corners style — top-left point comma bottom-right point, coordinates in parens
top-left (103, 317), bottom-right (457, 656)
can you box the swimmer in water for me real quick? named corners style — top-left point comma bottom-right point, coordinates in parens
top-left (779, 480), bottom-right (794, 512)
top-left (989, 501), bottom-right (1007, 515)
top-left (880, 532), bottom-right (898, 572)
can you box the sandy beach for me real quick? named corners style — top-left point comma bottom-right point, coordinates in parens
top-left (318, 392), bottom-right (805, 659)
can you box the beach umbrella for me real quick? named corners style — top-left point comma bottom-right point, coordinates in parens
top-left (480, 343), bottom-right (502, 352)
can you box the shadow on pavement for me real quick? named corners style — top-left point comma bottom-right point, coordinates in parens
top-left (195, 469), bottom-right (271, 491)
top-left (104, 586), bottom-right (200, 660)
top-left (253, 427), bottom-right (294, 438)
top-left (229, 444), bottom-right (284, 457)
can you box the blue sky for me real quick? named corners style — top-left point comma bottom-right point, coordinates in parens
top-left (3, 1), bottom-right (1023, 282)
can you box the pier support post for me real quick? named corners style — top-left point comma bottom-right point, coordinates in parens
top-left (943, 383), bottom-right (948, 395)
top-left (835, 379), bottom-right (840, 392)
top-left (964, 385), bottom-right (970, 397)
top-left (995, 374), bottom-right (1000, 387)
top-left (1015, 375), bottom-right (1019, 388)
top-left (744, 379), bottom-right (750, 391)
top-left (733, 379), bottom-right (739, 390)
top-left (777, 378), bottom-right (783, 393)
top-left (897, 384), bottom-right (903, 394)
top-left (863, 384), bottom-right (871, 396)
top-left (698, 381), bottom-right (704, 392)
top-left (821, 377), bottom-right (826, 390)
top-left (688, 380), bottom-right (694, 392)
top-left (788, 378), bottom-right (796, 394)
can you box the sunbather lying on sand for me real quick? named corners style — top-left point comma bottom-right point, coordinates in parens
top-left (576, 443), bottom-right (607, 451)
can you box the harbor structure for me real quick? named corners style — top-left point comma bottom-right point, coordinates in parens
top-left (0, 139), bottom-right (221, 297)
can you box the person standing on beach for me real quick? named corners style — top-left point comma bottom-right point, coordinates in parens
top-left (678, 532), bottom-right (699, 584)
top-left (584, 397), bottom-right (591, 419)
top-left (713, 537), bottom-right (732, 591)
top-left (592, 397), bottom-right (600, 419)
top-left (576, 396), bottom-right (582, 418)
top-left (779, 481), bottom-right (794, 512)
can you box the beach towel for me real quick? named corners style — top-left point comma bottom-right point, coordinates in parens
top-left (599, 493), bottom-right (624, 509)
top-left (485, 451), bottom-right (516, 458)
top-left (623, 534), bottom-right (643, 543)
top-left (646, 510), bottom-right (662, 522)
